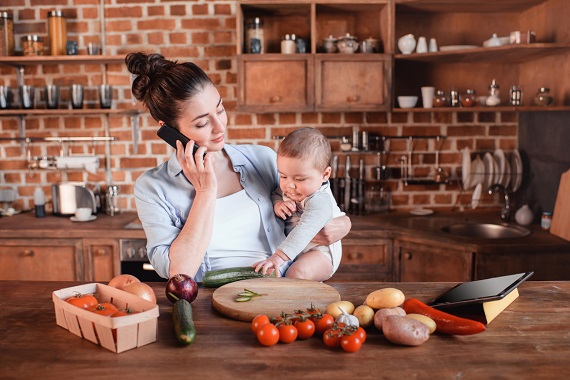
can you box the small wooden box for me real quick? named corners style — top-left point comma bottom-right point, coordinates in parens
top-left (52, 283), bottom-right (159, 353)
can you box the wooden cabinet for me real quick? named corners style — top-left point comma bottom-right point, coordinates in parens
top-left (83, 238), bottom-right (121, 282)
top-left (395, 239), bottom-right (474, 282)
top-left (394, 0), bottom-right (570, 110)
top-left (0, 239), bottom-right (84, 281)
top-left (236, 1), bottom-right (392, 113)
top-left (335, 238), bottom-right (394, 281)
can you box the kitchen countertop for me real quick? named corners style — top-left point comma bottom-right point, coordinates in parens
top-left (0, 280), bottom-right (568, 379)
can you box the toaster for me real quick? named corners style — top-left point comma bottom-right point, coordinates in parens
top-left (52, 182), bottom-right (97, 216)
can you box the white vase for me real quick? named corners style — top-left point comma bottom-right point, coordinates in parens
top-left (515, 204), bottom-right (533, 226)
top-left (398, 34), bottom-right (416, 54)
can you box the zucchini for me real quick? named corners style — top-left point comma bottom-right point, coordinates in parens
top-left (202, 266), bottom-right (276, 288)
top-left (172, 299), bottom-right (196, 346)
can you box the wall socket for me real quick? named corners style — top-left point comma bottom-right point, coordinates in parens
top-left (0, 189), bottom-right (17, 203)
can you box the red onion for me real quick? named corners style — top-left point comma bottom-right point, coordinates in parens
top-left (166, 274), bottom-right (198, 304)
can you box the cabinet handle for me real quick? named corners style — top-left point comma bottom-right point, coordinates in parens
top-left (269, 95), bottom-right (282, 103)
top-left (403, 252), bottom-right (412, 260)
top-left (346, 95), bottom-right (360, 103)
top-left (348, 252), bottom-right (363, 260)
top-left (95, 249), bottom-right (108, 256)
top-left (21, 249), bottom-right (35, 257)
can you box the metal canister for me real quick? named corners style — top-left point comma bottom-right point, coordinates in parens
top-left (0, 11), bottom-right (14, 56)
top-left (48, 10), bottom-right (67, 55)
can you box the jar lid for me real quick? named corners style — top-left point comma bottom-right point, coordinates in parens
top-left (248, 17), bottom-right (263, 26)
top-left (539, 87), bottom-right (550, 92)
top-left (466, 89), bottom-right (475, 94)
top-left (21, 35), bottom-right (43, 42)
top-left (542, 211), bottom-right (553, 216)
top-left (0, 11), bottom-right (13, 19)
top-left (48, 10), bottom-right (65, 17)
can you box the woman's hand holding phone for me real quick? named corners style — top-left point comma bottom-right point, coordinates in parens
top-left (176, 139), bottom-right (217, 194)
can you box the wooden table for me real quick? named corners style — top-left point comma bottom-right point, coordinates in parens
top-left (1, 281), bottom-right (569, 379)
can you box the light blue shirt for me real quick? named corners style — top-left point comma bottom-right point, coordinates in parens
top-left (134, 144), bottom-right (286, 281)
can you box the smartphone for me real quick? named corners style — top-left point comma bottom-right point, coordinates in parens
top-left (157, 124), bottom-right (199, 155)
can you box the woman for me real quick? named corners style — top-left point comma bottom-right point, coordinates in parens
top-left (126, 52), bottom-right (351, 281)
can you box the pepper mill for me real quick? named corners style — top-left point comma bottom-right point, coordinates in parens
top-left (105, 185), bottom-right (119, 216)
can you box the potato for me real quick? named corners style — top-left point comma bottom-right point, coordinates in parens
top-left (365, 288), bottom-right (405, 309)
top-left (374, 307), bottom-right (406, 331)
top-left (406, 313), bottom-right (437, 334)
top-left (353, 305), bottom-right (375, 328)
top-left (382, 315), bottom-right (430, 346)
top-left (325, 301), bottom-right (355, 319)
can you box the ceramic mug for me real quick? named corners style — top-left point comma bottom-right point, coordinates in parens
top-left (421, 86), bottom-right (436, 108)
top-left (74, 207), bottom-right (92, 221)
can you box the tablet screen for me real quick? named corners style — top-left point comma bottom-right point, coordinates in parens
top-left (429, 272), bottom-right (533, 307)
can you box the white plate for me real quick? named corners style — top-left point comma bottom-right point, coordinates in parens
top-left (493, 149), bottom-right (506, 186)
top-left (471, 183), bottom-right (482, 210)
top-left (462, 147), bottom-right (471, 190)
top-left (483, 152), bottom-right (495, 190)
top-left (410, 208), bottom-right (434, 216)
top-left (511, 150), bottom-right (523, 191)
top-left (472, 156), bottom-right (484, 188)
top-left (439, 45), bottom-right (479, 52)
top-left (70, 215), bottom-right (97, 222)
top-left (502, 159), bottom-right (511, 188)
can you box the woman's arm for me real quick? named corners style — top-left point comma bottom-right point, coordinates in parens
top-left (311, 214), bottom-right (351, 246)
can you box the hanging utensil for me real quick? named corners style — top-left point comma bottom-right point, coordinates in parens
top-left (434, 136), bottom-right (449, 183)
top-left (344, 156), bottom-right (351, 213)
top-left (331, 154), bottom-right (339, 204)
top-left (359, 159), bottom-right (365, 215)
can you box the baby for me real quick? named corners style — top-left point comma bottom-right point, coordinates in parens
top-left (253, 127), bottom-right (343, 281)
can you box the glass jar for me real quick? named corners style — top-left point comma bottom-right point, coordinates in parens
top-left (246, 17), bottom-right (264, 54)
top-left (460, 89), bottom-right (476, 107)
top-left (541, 211), bottom-right (552, 230)
top-left (21, 35), bottom-right (44, 56)
top-left (281, 34), bottom-right (296, 54)
top-left (48, 10), bottom-right (67, 55)
top-left (0, 11), bottom-right (15, 56)
top-left (534, 87), bottom-right (554, 106)
top-left (510, 85), bottom-right (523, 106)
top-left (433, 90), bottom-right (447, 107)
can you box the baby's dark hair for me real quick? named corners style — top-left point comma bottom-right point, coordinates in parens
top-left (278, 128), bottom-right (331, 172)
top-left (125, 52), bottom-right (213, 129)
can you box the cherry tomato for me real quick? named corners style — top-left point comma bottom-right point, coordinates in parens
top-left (87, 302), bottom-right (119, 317)
top-left (251, 314), bottom-right (270, 334)
top-left (315, 314), bottom-right (335, 335)
top-left (340, 333), bottom-right (363, 353)
top-left (294, 319), bottom-right (315, 339)
top-left (257, 323), bottom-right (279, 346)
top-left (356, 326), bottom-right (367, 343)
top-left (65, 293), bottom-right (98, 309)
top-left (278, 324), bottom-right (298, 344)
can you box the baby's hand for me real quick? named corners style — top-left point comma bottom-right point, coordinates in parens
top-left (252, 253), bottom-right (287, 276)
top-left (274, 200), bottom-right (296, 220)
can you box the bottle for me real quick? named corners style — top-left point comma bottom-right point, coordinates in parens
top-left (48, 10), bottom-right (67, 56)
top-left (281, 34), bottom-right (296, 54)
top-left (510, 85), bottom-right (523, 106)
top-left (450, 89), bottom-right (460, 107)
top-left (105, 185), bottom-right (119, 216)
top-left (486, 79), bottom-right (501, 106)
top-left (246, 17), bottom-right (264, 54)
top-left (541, 211), bottom-right (552, 230)
top-left (0, 11), bottom-right (15, 56)
top-left (460, 89), bottom-right (476, 107)
top-left (33, 187), bottom-right (46, 218)
top-left (433, 90), bottom-right (447, 107)
top-left (534, 87), bottom-right (554, 106)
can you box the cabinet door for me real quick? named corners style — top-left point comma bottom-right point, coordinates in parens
top-left (316, 55), bottom-right (391, 112)
top-left (83, 239), bottom-right (120, 282)
top-left (0, 239), bottom-right (84, 281)
top-left (396, 240), bottom-right (473, 282)
top-left (237, 55), bottom-right (314, 113)
top-left (334, 238), bottom-right (393, 281)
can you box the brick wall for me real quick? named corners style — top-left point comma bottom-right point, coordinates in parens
top-left (0, 0), bottom-right (514, 214)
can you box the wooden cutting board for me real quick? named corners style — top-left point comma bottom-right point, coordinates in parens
top-left (212, 278), bottom-right (341, 322)
top-left (551, 169), bottom-right (570, 241)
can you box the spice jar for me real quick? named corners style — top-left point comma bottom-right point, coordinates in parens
top-left (433, 90), bottom-right (447, 107)
top-left (48, 10), bottom-right (67, 55)
top-left (281, 34), bottom-right (296, 54)
top-left (0, 11), bottom-right (15, 56)
top-left (21, 35), bottom-right (44, 56)
top-left (534, 87), bottom-right (554, 106)
top-left (541, 211), bottom-right (552, 230)
top-left (246, 17), bottom-right (264, 54)
top-left (486, 79), bottom-right (501, 106)
top-left (460, 89), bottom-right (476, 107)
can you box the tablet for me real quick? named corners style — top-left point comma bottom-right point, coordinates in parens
top-left (429, 272), bottom-right (533, 308)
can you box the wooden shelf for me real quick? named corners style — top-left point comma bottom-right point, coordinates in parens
top-left (392, 106), bottom-right (570, 112)
top-left (0, 109), bottom-right (141, 117)
top-left (395, 43), bottom-right (570, 64)
top-left (0, 55), bottom-right (125, 67)
top-left (395, 0), bottom-right (550, 13)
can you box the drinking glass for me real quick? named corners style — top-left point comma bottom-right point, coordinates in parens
top-left (70, 84), bottom-right (84, 109)
top-left (45, 84), bottom-right (60, 109)
top-left (0, 85), bottom-right (11, 109)
top-left (19, 85), bottom-right (35, 109)
top-left (98, 84), bottom-right (112, 109)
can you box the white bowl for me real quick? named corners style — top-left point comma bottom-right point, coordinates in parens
top-left (74, 207), bottom-right (92, 221)
top-left (398, 96), bottom-right (418, 109)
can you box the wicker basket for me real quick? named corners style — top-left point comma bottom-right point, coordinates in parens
top-left (52, 283), bottom-right (159, 353)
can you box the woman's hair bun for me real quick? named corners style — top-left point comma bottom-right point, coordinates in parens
top-left (125, 52), bottom-right (174, 102)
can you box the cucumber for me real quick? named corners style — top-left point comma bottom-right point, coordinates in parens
top-left (202, 266), bottom-right (276, 288)
top-left (172, 299), bottom-right (196, 346)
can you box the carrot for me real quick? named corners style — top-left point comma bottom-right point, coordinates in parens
top-left (403, 298), bottom-right (486, 336)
